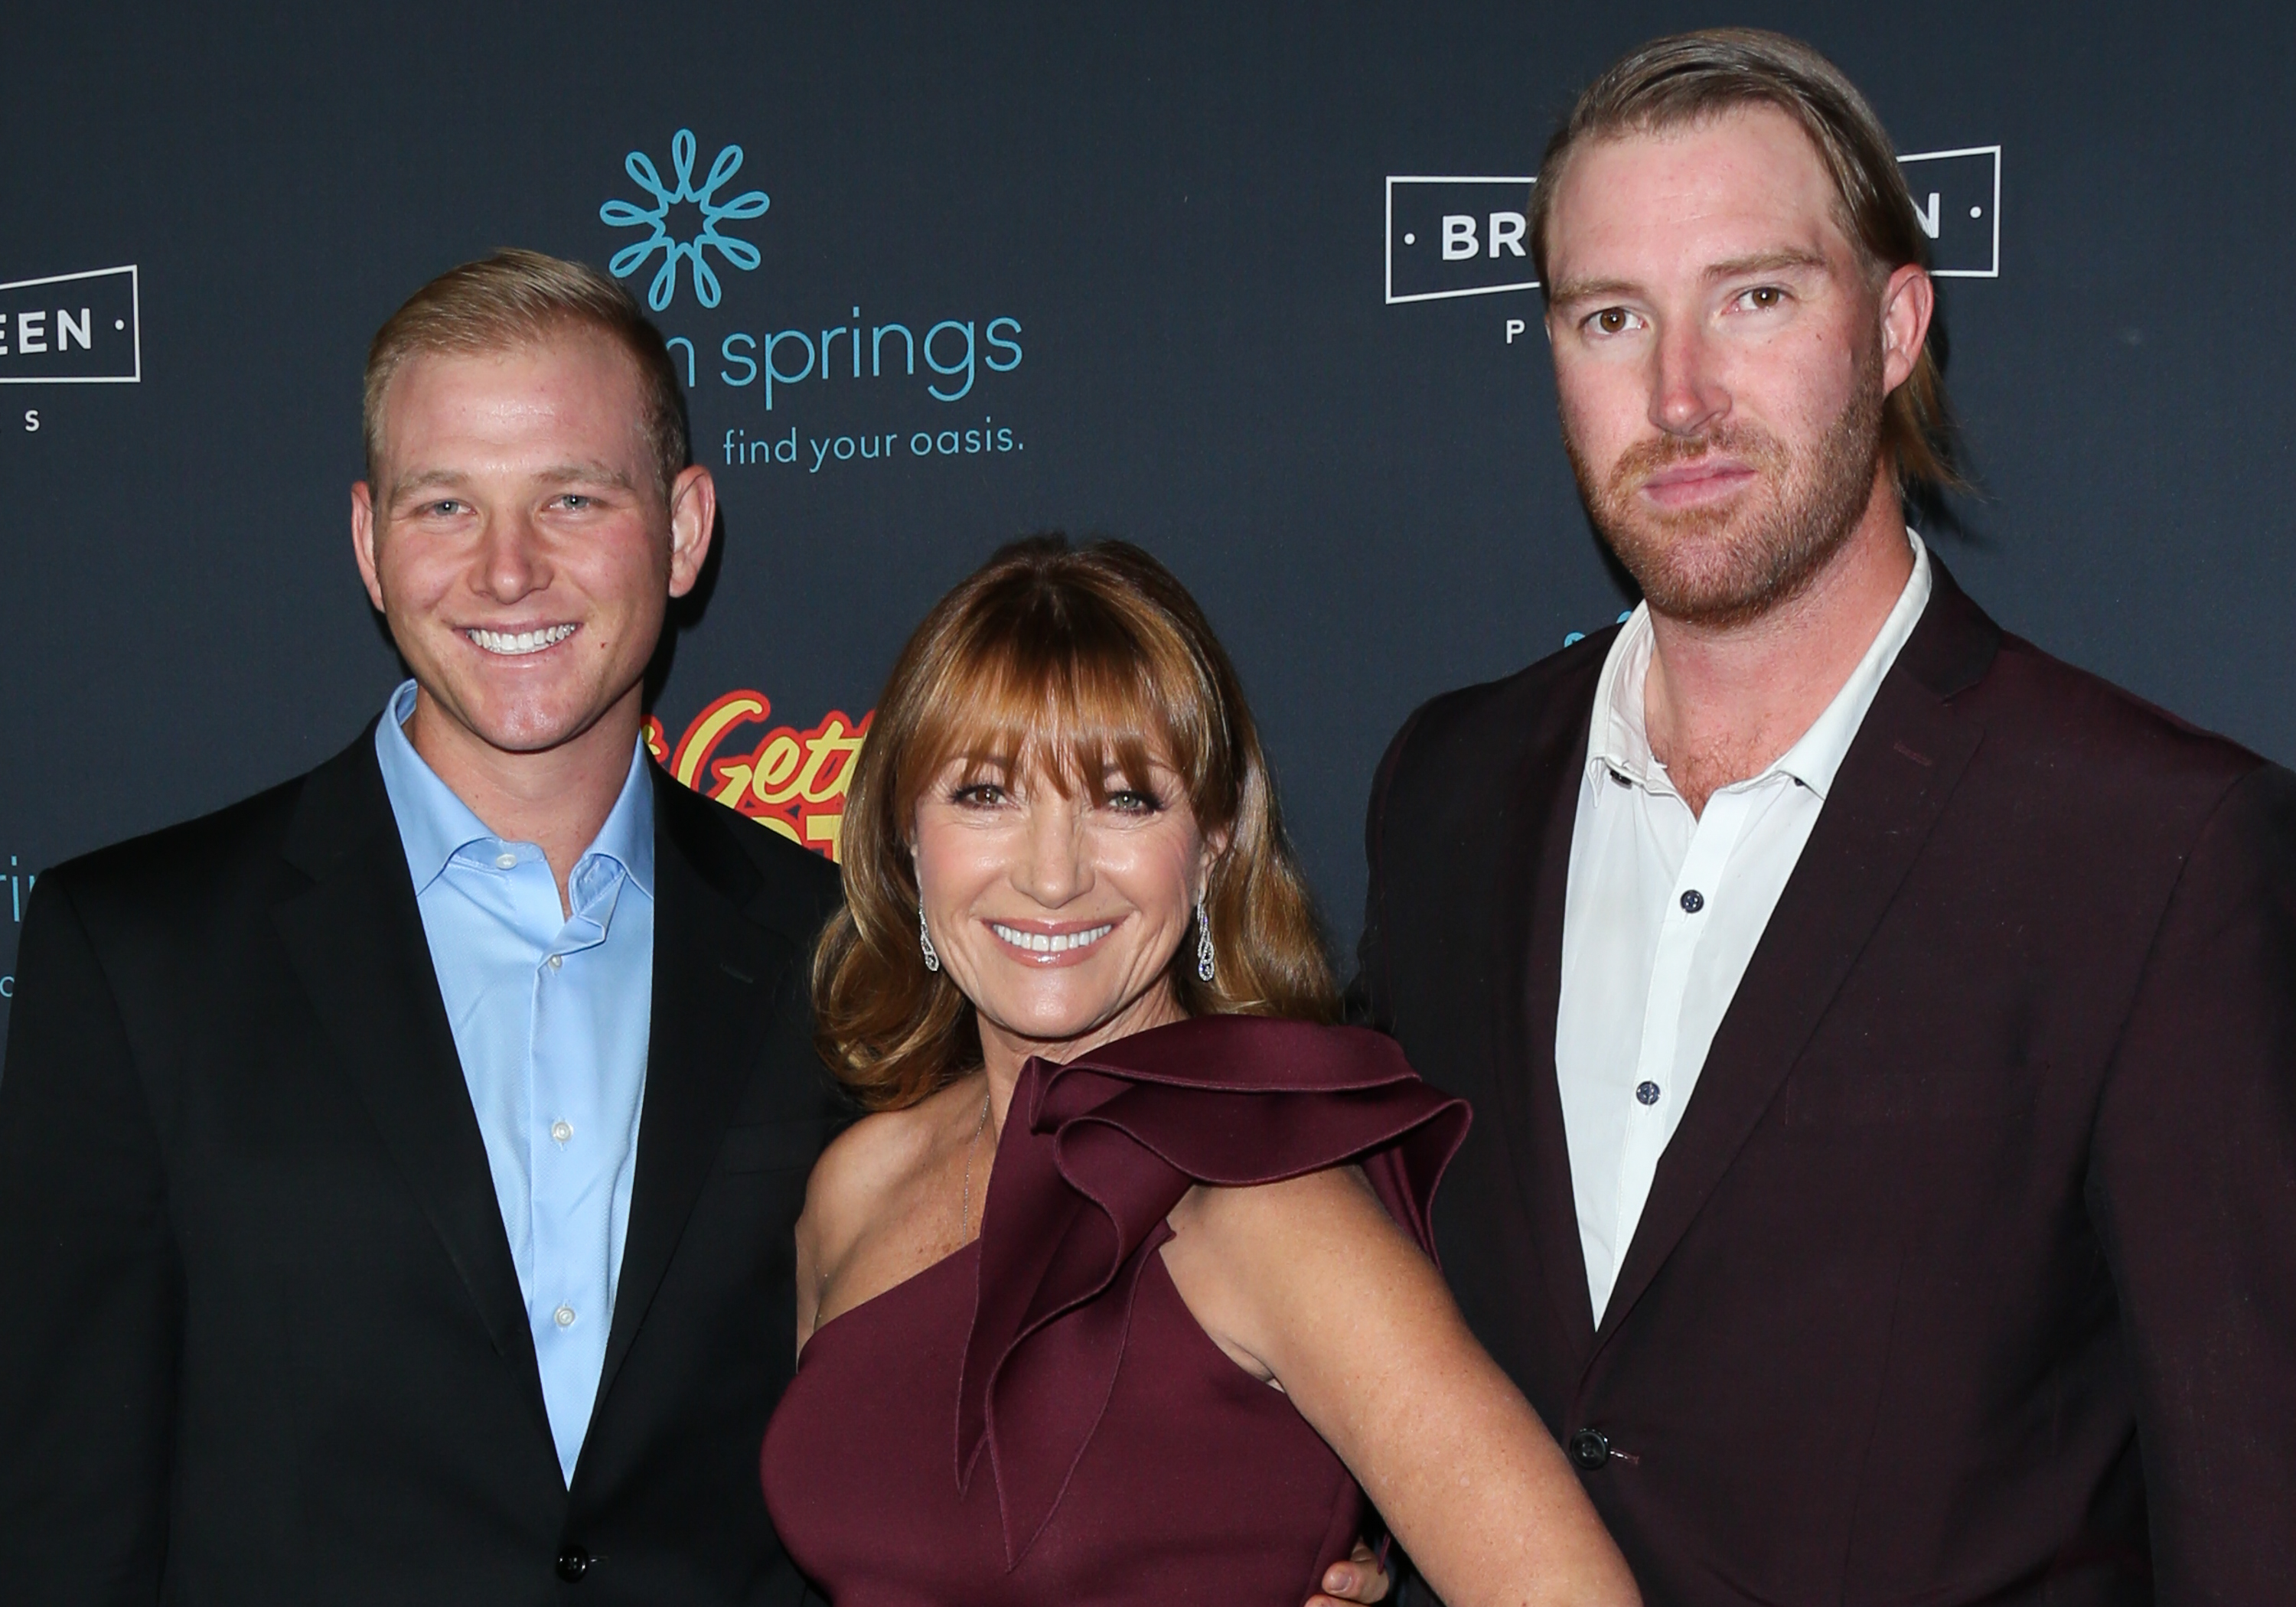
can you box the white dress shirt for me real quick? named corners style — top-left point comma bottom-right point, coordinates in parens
top-left (1556, 532), bottom-right (1932, 1324)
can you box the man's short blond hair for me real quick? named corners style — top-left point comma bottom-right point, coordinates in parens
top-left (362, 248), bottom-right (688, 499)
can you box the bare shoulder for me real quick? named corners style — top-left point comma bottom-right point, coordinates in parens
top-left (1170, 1162), bottom-right (1404, 1255)
top-left (798, 1072), bottom-right (990, 1345)
top-left (799, 1097), bottom-right (947, 1267)
top-left (1163, 1163), bottom-right (1438, 1385)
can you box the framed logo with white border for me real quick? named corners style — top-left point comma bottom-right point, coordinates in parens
top-left (1384, 148), bottom-right (2001, 302)
top-left (0, 266), bottom-right (142, 384)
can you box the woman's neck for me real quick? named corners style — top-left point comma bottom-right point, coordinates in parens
top-left (974, 982), bottom-right (1189, 1137)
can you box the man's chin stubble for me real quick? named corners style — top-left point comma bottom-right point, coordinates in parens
top-left (1610, 495), bottom-right (1851, 630)
top-left (1569, 380), bottom-right (1886, 632)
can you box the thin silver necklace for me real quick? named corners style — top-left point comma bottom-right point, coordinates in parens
top-left (958, 1088), bottom-right (992, 1239)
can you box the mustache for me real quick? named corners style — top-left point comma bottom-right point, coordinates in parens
top-left (1606, 423), bottom-right (1789, 498)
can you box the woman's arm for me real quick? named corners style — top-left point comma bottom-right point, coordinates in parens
top-left (1162, 1167), bottom-right (1640, 1607)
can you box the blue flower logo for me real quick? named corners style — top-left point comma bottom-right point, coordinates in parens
top-left (598, 129), bottom-right (770, 311)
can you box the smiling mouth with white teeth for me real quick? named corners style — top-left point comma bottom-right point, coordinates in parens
top-left (990, 921), bottom-right (1116, 956)
top-left (467, 624), bottom-right (578, 656)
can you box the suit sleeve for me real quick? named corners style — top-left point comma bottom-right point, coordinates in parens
top-left (0, 873), bottom-right (180, 1603)
top-left (1344, 704), bottom-right (1425, 1033)
top-left (2088, 761), bottom-right (2296, 1598)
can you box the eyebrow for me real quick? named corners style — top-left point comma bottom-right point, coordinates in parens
top-left (1703, 249), bottom-right (1828, 281)
top-left (386, 461), bottom-right (638, 503)
top-left (1546, 249), bottom-right (1831, 308)
top-left (532, 461), bottom-right (639, 491)
top-left (1545, 275), bottom-right (1640, 308)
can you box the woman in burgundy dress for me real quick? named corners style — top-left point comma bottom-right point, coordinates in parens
top-left (762, 537), bottom-right (1636, 1606)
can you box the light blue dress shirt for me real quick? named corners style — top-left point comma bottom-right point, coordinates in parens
top-left (373, 680), bottom-right (654, 1484)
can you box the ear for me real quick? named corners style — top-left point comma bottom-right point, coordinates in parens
top-left (666, 464), bottom-right (717, 598)
top-left (350, 481), bottom-right (387, 614)
top-left (1196, 825), bottom-right (1232, 902)
top-left (1877, 262), bottom-right (1936, 396)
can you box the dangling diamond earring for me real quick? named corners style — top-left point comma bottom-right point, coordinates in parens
top-left (918, 898), bottom-right (941, 973)
top-left (1195, 901), bottom-right (1215, 983)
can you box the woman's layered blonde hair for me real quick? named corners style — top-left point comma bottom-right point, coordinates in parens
top-left (814, 535), bottom-right (1336, 1110)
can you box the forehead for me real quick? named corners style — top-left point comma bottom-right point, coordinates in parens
top-left (1546, 103), bottom-right (1849, 282)
top-left (379, 331), bottom-right (645, 469)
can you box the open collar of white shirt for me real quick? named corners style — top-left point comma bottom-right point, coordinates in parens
top-left (1556, 530), bottom-right (1932, 1326)
top-left (1587, 530), bottom-right (1934, 807)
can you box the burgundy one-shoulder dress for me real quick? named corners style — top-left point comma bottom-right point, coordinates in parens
top-left (761, 1015), bottom-right (1469, 1605)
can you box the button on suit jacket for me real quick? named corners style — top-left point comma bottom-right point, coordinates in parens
top-left (1354, 560), bottom-right (2296, 1604)
top-left (0, 729), bottom-right (845, 1605)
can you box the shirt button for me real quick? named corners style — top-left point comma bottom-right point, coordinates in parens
top-left (1679, 888), bottom-right (1705, 914)
top-left (547, 953), bottom-right (563, 970)
top-left (1568, 1428), bottom-right (1611, 1469)
top-left (551, 1120), bottom-right (574, 1145)
top-left (554, 1304), bottom-right (576, 1328)
top-left (494, 851), bottom-right (517, 870)
top-left (1636, 1081), bottom-right (1662, 1106)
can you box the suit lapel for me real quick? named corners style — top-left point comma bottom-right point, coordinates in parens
top-left (1590, 565), bottom-right (2000, 1352)
top-left (269, 736), bottom-right (544, 1416)
top-left (1487, 649), bottom-right (1607, 1367)
top-left (592, 772), bottom-right (788, 1408)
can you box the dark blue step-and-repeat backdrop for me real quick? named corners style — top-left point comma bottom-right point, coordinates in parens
top-left (5, 2), bottom-right (2292, 1026)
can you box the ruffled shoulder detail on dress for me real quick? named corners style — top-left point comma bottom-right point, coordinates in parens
top-left (954, 1015), bottom-right (1470, 1570)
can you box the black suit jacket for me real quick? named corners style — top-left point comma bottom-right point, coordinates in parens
top-left (1356, 562), bottom-right (2296, 1604)
top-left (0, 729), bottom-right (846, 1605)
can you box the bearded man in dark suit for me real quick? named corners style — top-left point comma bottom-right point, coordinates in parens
top-left (1355, 31), bottom-right (2296, 1605)
top-left (0, 251), bottom-right (846, 1604)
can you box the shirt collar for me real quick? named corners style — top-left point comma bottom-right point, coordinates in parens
top-left (584, 734), bottom-right (657, 901)
top-left (1586, 529), bottom-right (1934, 805)
top-left (373, 679), bottom-right (657, 901)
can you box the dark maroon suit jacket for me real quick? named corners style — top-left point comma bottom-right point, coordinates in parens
top-left (1353, 560), bottom-right (2296, 1604)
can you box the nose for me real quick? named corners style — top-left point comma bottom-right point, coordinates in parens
top-left (471, 508), bottom-right (550, 604)
top-left (1011, 790), bottom-right (1091, 910)
top-left (1649, 317), bottom-right (1730, 438)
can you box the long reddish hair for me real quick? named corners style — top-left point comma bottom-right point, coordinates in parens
top-left (813, 535), bottom-right (1336, 1110)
